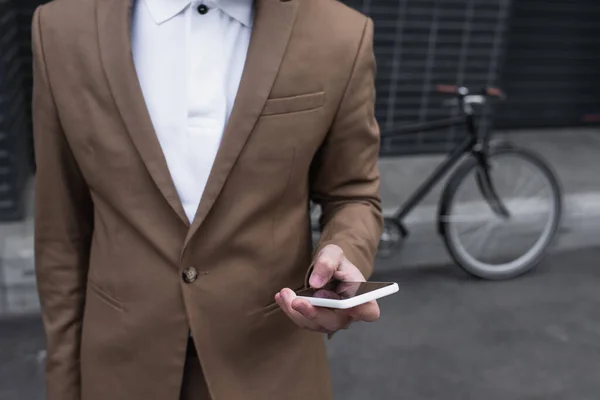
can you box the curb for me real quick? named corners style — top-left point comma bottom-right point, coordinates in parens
top-left (374, 191), bottom-right (600, 273)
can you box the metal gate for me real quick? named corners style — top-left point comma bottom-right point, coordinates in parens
top-left (0, 0), bottom-right (31, 221)
top-left (497, 0), bottom-right (600, 128)
top-left (342, 0), bottom-right (512, 155)
top-left (16, 0), bottom-right (45, 171)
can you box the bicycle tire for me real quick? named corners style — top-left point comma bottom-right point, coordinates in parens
top-left (439, 147), bottom-right (562, 280)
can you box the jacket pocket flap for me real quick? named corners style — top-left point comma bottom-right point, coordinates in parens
top-left (89, 280), bottom-right (125, 311)
top-left (261, 92), bottom-right (325, 116)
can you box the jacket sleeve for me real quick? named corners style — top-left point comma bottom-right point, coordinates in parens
top-left (32, 6), bottom-right (94, 399)
top-left (307, 17), bottom-right (383, 283)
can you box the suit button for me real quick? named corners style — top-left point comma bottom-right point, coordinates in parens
top-left (182, 267), bottom-right (199, 283)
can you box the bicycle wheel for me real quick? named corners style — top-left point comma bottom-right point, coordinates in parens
top-left (439, 147), bottom-right (562, 280)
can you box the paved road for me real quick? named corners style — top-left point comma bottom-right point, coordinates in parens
top-left (2, 247), bottom-right (600, 400)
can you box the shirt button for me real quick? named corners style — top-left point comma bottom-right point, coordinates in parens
top-left (182, 267), bottom-right (199, 283)
top-left (197, 4), bottom-right (209, 15)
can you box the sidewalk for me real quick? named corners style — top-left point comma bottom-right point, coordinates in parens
top-left (1, 127), bottom-right (600, 316)
top-left (375, 127), bottom-right (600, 272)
top-left (0, 179), bottom-right (35, 317)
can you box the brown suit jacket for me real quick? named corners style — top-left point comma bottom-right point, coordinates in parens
top-left (32, 0), bottom-right (383, 399)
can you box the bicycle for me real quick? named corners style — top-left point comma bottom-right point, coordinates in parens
top-left (313, 85), bottom-right (562, 280)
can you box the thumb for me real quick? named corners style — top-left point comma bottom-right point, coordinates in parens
top-left (310, 245), bottom-right (343, 288)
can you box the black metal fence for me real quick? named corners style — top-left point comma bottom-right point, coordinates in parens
top-left (343, 0), bottom-right (512, 155)
top-left (0, 0), bottom-right (31, 221)
top-left (497, 0), bottom-right (600, 129)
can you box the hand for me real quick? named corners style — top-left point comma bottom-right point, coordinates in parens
top-left (275, 245), bottom-right (380, 335)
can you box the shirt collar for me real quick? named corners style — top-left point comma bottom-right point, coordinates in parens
top-left (214, 0), bottom-right (254, 27)
top-left (143, 0), bottom-right (254, 27)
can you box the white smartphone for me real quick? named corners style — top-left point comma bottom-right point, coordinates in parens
top-left (295, 281), bottom-right (399, 309)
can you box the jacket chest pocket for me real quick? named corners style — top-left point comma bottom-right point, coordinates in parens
top-left (248, 93), bottom-right (328, 160)
top-left (261, 92), bottom-right (325, 116)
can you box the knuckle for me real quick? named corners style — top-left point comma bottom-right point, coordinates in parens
top-left (282, 306), bottom-right (294, 316)
top-left (316, 258), bottom-right (337, 272)
top-left (324, 244), bottom-right (344, 256)
top-left (319, 245), bottom-right (344, 260)
top-left (339, 313), bottom-right (351, 327)
top-left (324, 262), bottom-right (337, 273)
top-left (306, 311), bottom-right (318, 321)
top-left (321, 316), bottom-right (343, 333)
top-left (281, 297), bottom-right (292, 308)
top-left (300, 305), bottom-right (317, 321)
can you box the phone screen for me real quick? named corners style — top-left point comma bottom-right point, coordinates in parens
top-left (296, 281), bottom-right (395, 300)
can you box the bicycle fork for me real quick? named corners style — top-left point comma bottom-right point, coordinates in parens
top-left (473, 145), bottom-right (511, 219)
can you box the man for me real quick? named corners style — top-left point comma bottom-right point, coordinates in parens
top-left (32, 0), bottom-right (383, 398)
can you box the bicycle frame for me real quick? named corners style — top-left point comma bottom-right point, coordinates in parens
top-left (389, 120), bottom-right (478, 221)
top-left (393, 133), bottom-right (476, 221)
top-left (381, 92), bottom-right (493, 223)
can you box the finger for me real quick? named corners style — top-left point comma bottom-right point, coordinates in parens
top-left (310, 245), bottom-right (344, 288)
top-left (278, 291), bottom-right (336, 333)
top-left (292, 300), bottom-right (352, 333)
top-left (290, 298), bottom-right (318, 320)
top-left (333, 258), bottom-right (366, 282)
top-left (277, 289), bottom-right (320, 330)
top-left (291, 300), bottom-right (337, 333)
top-left (347, 300), bottom-right (380, 323)
top-left (316, 309), bottom-right (353, 333)
top-left (276, 289), bottom-right (308, 328)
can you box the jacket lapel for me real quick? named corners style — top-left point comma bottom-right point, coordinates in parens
top-left (182, 0), bottom-right (299, 250)
top-left (96, 0), bottom-right (189, 226)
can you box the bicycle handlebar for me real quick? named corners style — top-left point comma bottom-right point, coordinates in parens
top-left (435, 84), bottom-right (506, 99)
top-left (485, 87), bottom-right (505, 99)
top-left (436, 84), bottom-right (460, 94)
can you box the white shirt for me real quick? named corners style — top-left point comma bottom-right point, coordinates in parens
top-left (131, 0), bottom-right (253, 223)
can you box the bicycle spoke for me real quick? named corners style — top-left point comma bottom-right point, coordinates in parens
top-left (463, 220), bottom-right (495, 254)
top-left (473, 223), bottom-right (497, 259)
top-left (511, 166), bottom-right (529, 198)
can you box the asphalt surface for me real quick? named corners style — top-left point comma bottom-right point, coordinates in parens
top-left (2, 247), bottom-right (600, 400)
